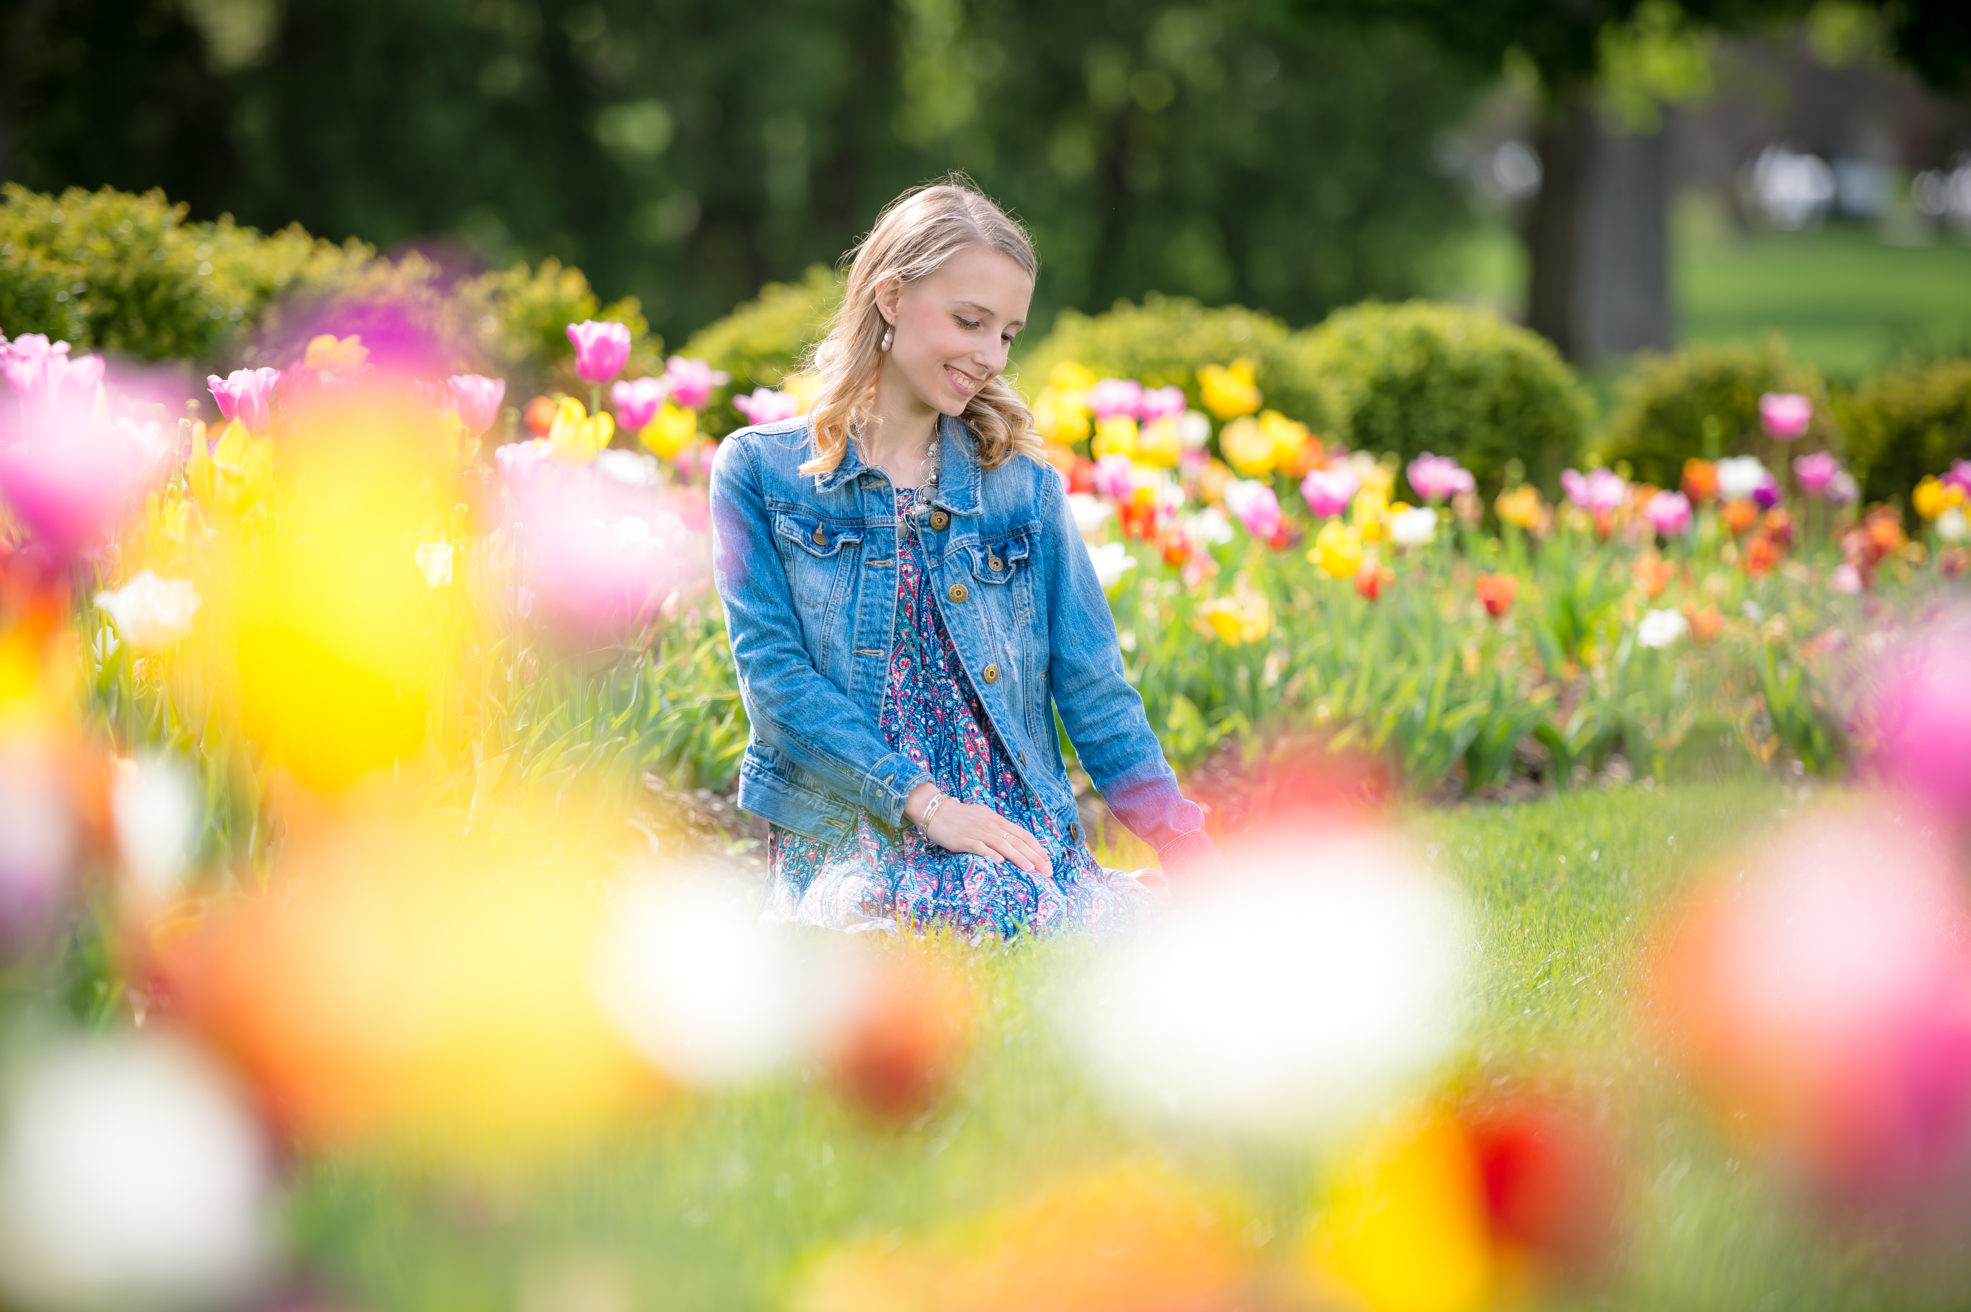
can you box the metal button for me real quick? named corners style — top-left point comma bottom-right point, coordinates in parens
top-left (947, 583), bottom-right (969, 603)
top-left (1017, 750), bottom-right (1026, 765)
top-left (928, 509), bottom-right (949, 530)
top-left (987, 551), bottom-right (1003, 571)
top-left (982, 663), bottom-right (999, 683)
top-left (1069, 821), bottom-right (1082, 840)
top-left (811, 525), bottom-right (827, 546)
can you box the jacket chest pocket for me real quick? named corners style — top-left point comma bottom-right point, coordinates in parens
top-left (964, 528), bottom-right (1035, 632)
top-left (774, 509), bottom-right (864, 615)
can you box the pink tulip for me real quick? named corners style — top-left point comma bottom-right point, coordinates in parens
top-left (1867, 617), bottom-right (1971, 825)
top-left (1090, 453), bottom-right (1137, 503)
top-left (1945, 461), bottom-right (1971, 498)
top-left (1138, 385), bottom-right (1186, 424)
top-left (0, 395), bottom-right (165, 562)
top-left (1759, 392), bottom-right (1812, 441)
top-left (610, 377), bottom-right (669, 431)
top-left (1832, 563), bottom-right (1862, 594)
top-left (1645, 490), bottom-right (1692, 538)
top-left (1088, 379), bottom-right (1143, 422)
top-left (1826, 471), bottom-right (1859, 506)
top-left (1793, 451), bottom-right (1840, 497)
top-left (207, 368), bottom-right (282, 433)
top-left (1406, 452), bottom-right (1473, 504)
top-left (446, 374), bottom-right (506, 435)
top-left (1300, 467), bottom-right (1360, 518)
top-left (493, 438), bottom-right (554, 486)
top-left (1561, 467), bottom-right (1627, 512)
top-left (567, 320), bottom-right (633, 385)
top-left (2, 335), bottom-right (105, 412)
top-left (662, 356), bottom-right (730, 411)
top-left (1222, 479), bottom-right (1281, 541)
top-left (733, 387), bottom-right (800, 425)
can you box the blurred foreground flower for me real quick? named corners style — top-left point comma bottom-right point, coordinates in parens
top-left (94, 572), bottom-right (200, 653)
top-left (206, 368), bottom-right (280, 433)
top-left (567, 320), bottom-right (632, 385)
top-left (819, 949), bottom-right (977, 1125)
top-left (444, 374), bottom-right (505, 435)
top-left (1864, 614), bottom-right (1971, 825)
top-left (733, 387), bottom-right (799, 425)
top-left (662, 356), bottom-right (729, 411)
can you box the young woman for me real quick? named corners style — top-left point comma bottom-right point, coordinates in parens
top-left (707, 177), bottom-right (1218, 940)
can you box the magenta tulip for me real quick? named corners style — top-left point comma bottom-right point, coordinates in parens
top-left (1868, 618), bottom-right (1971, 825)
top-left (1645, 490), bottom-right (1692, 538)
top-left (206, 368), bottom-right (282, 433)
top-left (1300, 467), bottom-right (1360, 518)
top-left (1759, 392), bottom-right (1812, 441)
top-left (1138, 385), bottom-right (1186, 423)
top-left (1945, 461), bottom-right (1971, 498)
top-left (446, 374), bottom-right (507, 435)
top-left (610, 377), bottom-right (669, 431)
top-left (2, 335), bottom-right (104, 412)
top-left (1090, 453), bottom-right (1137, 503)
top-left (662, 356), bottom-right (730, 411)
top-left (1793, 451), bottom-right (1840, 497)
top-left (0, 403), bottom-right (165, 562)
top-left (567, 320), bottom-right (633, 385)
top-left (1222, 478), bottom-right (1281, 541)
top-left (1561, 467), bottom-right (1628, 512)
top-left (1406, 452), bottom-right (1473, 504)
top-left (733, 388), bottom-right (800, 425)
top-left (1087, 378), bottom-right (1144, 422)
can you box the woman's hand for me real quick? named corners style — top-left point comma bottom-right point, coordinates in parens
top-left (905, 785), bottom-right (1052, 877)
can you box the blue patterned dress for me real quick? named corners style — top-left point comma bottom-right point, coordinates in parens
top-left (762, 482), bottom-right (1152, 941)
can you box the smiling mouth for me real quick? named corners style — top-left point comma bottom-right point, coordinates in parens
top-left (944, 365), bottom-right (982, 395)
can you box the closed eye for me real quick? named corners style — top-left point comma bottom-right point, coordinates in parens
top-left (956, 315), bottom-right (982, 330)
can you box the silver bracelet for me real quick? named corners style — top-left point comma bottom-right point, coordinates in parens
top-left (915, 789), bottom-right (947, 829)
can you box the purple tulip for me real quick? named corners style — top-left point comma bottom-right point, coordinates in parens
top-left (567, 321), bottom-right (633, 385)
top-left (1406, 452), bottom-right (1473, 504)
top-left (1300, 467), bottom-right (1361, 518)
top-left (1088, 378), bottom-right (1144, 422)
top-left (446, 374), bottom-right (506, 435)
top-left (1645, 490), bottom-right (1692, 538)
top-left (610, 377), bottom-right (670, 431)
top-left (206, 368), bottom-right (282, 433)
top-left (1867, 618), bottom-right (1971, 825)
top-left (1753, 471), bottom-right (1782, 510)
top-left (1793, 451), bottom-right (1841, 497)
top-left (1759, 392), bottom-right (1812, 442)
top-left (662, 356), bottom-right (730, 411)
top-left (1138, 385), bottom-right (1186, 424)
top-left (733, 387), bottom-right (800, 425)
top-left (1561, 467), bottom-right (1628, 512)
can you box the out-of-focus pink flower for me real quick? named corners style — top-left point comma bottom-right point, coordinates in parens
top-left (1088, 379), bottom-right (1144, 422)
top-left (2, 335), bottom-right (105, 412)
top-left (1090, 453), bottom-right (1137, 503)
top-left (1222, 478), bottom-right (1281, 541)
top-left (662, 356), bottom-right (730, 411)
top-left (1301, 467), bottom-right (1361, 518)
top-left (493, 438), bottom-right (554, 486)
top-left (1406, 452), bottom-right (1474, 504)
top-left (1944, 461), bottom-right (1971, 498)
top-left (1867, 617), bottom-right (1971, 824)
top-left (0, 405), bottom-right (163, 561)
top-left (446, 375), bottom-right (506, 435)
top-left (206, 368), bottom-right (282, 433)
top-left (1138, 385), bottom-right (1186, 424)
top-left (1793, 451), bottom-right (1840, 497)
top-left (1826, 471), bottom-right (1859, 506)
top-left (1832, 563), bottom-right (1863, 594)
top-left (1645, 490), bottom-right (1692, 538)
top-left (610, 377), bottom-right (669, 431)
top-left (1561, 467), bottom-right (1627, 512)
top-left (732, 388), bottom-right (800, 425)
top-left (567, 321), bottom-right (633, 385)
top-left (1759, 392), bottom-right (1812, 441)
top-left (1753, 471), bottom-right (1783, 510)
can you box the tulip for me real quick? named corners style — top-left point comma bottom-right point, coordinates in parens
top-left (1138, 384), bottom-right (1187, 423)
top-left (1913, 476), bottom-right (1962, 522)
top-left (1311, 520), bottom-right (1364, 581)
top-left (1197, 359), bottom-right (1261, 419)
top-left (1683, 605), bottom-right (1722, 645)
top-left (1218, 416), bottom-right (1275, 476)
top-left (1945, 460), bottom-right (1971, 497)
top-left (732, 387), bottom-right (800, 425)
top-left (1091, 414), bottom-right (1139, 459)
top-left (1715, 456), bottom-right (1768, 503)
top-left (1090, 453), bottom-right (1138, 503)
top-left (493, 437), bottom-right (554, 485)
top-left (1632, 554), bottom-right (1677, 598)
top-left (1866, 618), bottom-right (1971, 824)
top-left (1637, 608), bottom-right (1688, 649)
top-left (594, 449), bottom-right (661, 488)
top-left (2, 335), bottom-right (106, 414)
top-left (1136, 415), bottom-right (1183, 467)
top-left (567, 320), bottom-right (632, 385)
top-left (1940, 507), bottom-right (1968, 543)
top-left (414, 542), bottom-right (453, 589)
top-left (205, 368), bottom-right (281, 433)
top-left (1793, 451), bottom-right (1840, 497)
top-left (1067, 492), bottom-right (1115, 541)
top-left (111, 754), bottom-right (200, 900)
top-left (1031, 386), bottom-right (1091, 445)
top-left (1088, 378), bottom-right (1144, 421)
top-left (1198, 592), bottom-right (1271, 646)
top-left (640, 403), bottom-right (698, 460)
top-left (1221, 478), bottom-right (1281, 541)
top-left (445, 374), bottom-right (506, 435)
top-left (1758, 391), bottom-right (1812, 441)
top-left (609, 376), bottom-right (669, 431)
top-left (547, 396), bottom-right (613, 464)
top-left (1560, 467), bottom-right (1626, 512)
top-left (1407, 452), bottom-right (1475, 504)
top-left (1644, 490), bottom-right (1692, 539)
top-left (1301, 467), bottom-right (1360, 518)
top-left (1825, 470), bottom-right (1859, 506)
top-left (1831, 562), bottom-right (1863, 594)
top-left (1495, 485), bottom-right (1545, 532)
top-left (94, 572), bottom-right (201, 652)
top-left (1752, 471), bottom-right (1782, 510)
top-left (1389, 506), bottom-right (1438, 548)
top-left (820, 951), bottom-right (977, 1123)
top-left (1681, 458), bottom-right (1719, 505)
top-left (1086, 540), bottom-right (1136, 593)
top-left (1353, 559), bottom-right (1389, 601)
top-left (662, 356), bottom-right (730, 410)
top-left (1475, 572), bottom-right (1518, 619)
top-left (523, 394), bottom-right (558, 435)
top-left (0, 391), bottom-right (168, 559)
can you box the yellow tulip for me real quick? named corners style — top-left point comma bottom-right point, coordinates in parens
top-left (549, 396), bottom-right (613, 463)
top-left (1913, 476), bottom-right (1964, 521)
top-left (1219, 416), bottom-right (1276, 477)
top-left (187, 419), bottom-right (275, 517)
top-left (1092, 414), bottom-right (1139, 459)
top-left (303, 333), bottom-right (370, 376)
top-left (1198, 593), bottom-right (1271, 646)
top-left (1495, 484), bottom-right (1543, 530)
top-left (1198, 359), bottom-right (1261, 420)
top-left (1311, 520), bottom-right (1365, 580)
top-left (1353, 487), bottom-right (1390, 543)
top-left (1048, 361), bottom-right (1099, 394)
top-left (1259, 410), bottom-right (1309, 467)
top-left (781, 370), bottom-right (823, 413)
top-left (1358, 462), bottom-right (1396, 500)
top-left (1031, 387), bottom-right (1091, 446)
top-left (640, 403), bottom-right (699, 459)
top-left (1137, 415), bottom-right (1182, 467)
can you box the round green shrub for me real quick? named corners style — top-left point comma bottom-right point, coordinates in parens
top-left (1835, 359), bottom-right (1971, 503)
top-left (1015, 293), bottom-right (1336, 434)
top-left (1594, 337), bottom-right (1836, 489)
top-left (1293, 301), bottom-right (1588, 497)
top-left (681, 264), bottom-right (841, 438)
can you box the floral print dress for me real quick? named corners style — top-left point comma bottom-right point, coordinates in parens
top-left (762, 482), bottom-right (1152, 941)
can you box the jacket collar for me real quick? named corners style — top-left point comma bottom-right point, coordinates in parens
top-left (812, 412), bottom-right (982, 515)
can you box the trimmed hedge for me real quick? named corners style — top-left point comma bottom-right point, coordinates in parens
top-left (1016, 294), bottom-right (1336, 434)
top-left (680, 264), bottom-right (840, 438)
top-left (1835, 359), bottom-right (1971, 503)
top-left (1594, 337), bottom-right (1837, 489)
top-left (1292, 301), bottom-right (1588, 497)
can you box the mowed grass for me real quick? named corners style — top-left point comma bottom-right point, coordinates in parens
top-left (285, 778), bottom-right (1957, 1312)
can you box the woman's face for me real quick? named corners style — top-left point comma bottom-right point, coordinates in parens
top-left (877, 245), bottom-right (1033, 417)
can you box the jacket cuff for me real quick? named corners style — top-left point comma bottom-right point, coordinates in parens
top-left (1155, 829), bottom-right (1220, 876)
top-left (861, 753), bottom-right (932, 828)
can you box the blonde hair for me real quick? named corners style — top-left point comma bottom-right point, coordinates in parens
top-left (798, 175), bottom-right (1043, 477)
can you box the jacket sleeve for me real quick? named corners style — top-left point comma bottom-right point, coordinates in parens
top-left (1038, 467), bottom-right (1219, 873)
top-left (708, 434), bottom-right (932, 828)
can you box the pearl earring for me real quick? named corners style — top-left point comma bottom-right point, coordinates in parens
top-left (879, 323), bottom-right (894, 352)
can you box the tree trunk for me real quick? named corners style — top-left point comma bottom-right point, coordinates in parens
top-left (1525, 85), bottom-right (1590, 360)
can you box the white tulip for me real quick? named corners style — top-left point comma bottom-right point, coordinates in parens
top-left (414, 541), bottom-right (454, 588)
top-left (1716, 455), bottom-right (1769, 503)
top-left (594, 448), bottom-right (661, 487)
top-left (94, 572), bottom-right (199, 653)
top-left (1637, 607), bottom-right (1689, 650)
top-left (111, 755), bottom-right (200, 899)
top-left (1176, 410), bottom-right (1213, 450)
top-left (1085, 540), bottom-right (1137, 592)
top-left (1938, 506), bottom-right (1967, 543)
top-left (1067, 492), bottom-right (1114, 541)
top-left (1178, 506), bottom-right (1235, 547)
top-left (1389, 506), bottom-right (1438, 547)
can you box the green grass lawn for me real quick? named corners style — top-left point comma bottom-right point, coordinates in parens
top-left (283, 777), bottom-right (1962, 1312)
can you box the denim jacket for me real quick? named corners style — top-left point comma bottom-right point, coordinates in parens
top-left (707, 410), bottom-right (1218, 873)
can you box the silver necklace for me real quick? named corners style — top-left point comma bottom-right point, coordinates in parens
top-left (856, 427), bottom-right (941, 520)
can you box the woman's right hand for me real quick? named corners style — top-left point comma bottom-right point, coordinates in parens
top-left (908, 787), bottom-right (1052, 877)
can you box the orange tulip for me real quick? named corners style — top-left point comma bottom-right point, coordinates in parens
top-left (1681, 458), bottom-right (1719, 505)
top-left (1683, 605), bottom-right (1723, 645)
top-left (1631, 555), bottom-right (1677, 599)
top-left (1476, 573), bottom-right (1518, 619)
top-left (1721, 500), bottom-right (1758, 537)
top-left (1743, 533), bottom-right (1780, 577)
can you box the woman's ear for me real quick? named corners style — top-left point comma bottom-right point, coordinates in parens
top-left (874, 275), bottom-right (903, 328)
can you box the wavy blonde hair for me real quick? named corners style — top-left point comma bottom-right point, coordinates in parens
top-left (798, 175), bottom-right (1044, 477)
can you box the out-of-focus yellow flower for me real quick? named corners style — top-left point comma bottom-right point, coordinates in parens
top-left (1495, 485), bottom-right (1543, 531)
top-left (549, 395), bottom-right (613, 463)
top-left (1032, 387), bottom-right (1092, 446)
top-left (1198, 359), bottom-right (1261, 420)
top-left (1303, 1105), bottom-right (1494, 1312)
top-left (1913, 476), bottom-right (1964, 521)
top-left (781, 370), bottom-right (823, 413)
top-left (303, 333), bottom-right (369, 376)
top-left (1311, 520), bottom-right (1365, 580)
top-left (1091, 414), bottom-right (1139, 459)
top-left (1358, 461), bottom-right (1396, 500)
top-left (1353, 487), bottom-right (1390, 543)
top-left (1049, 361), bottom-right (1099, 394)
top-left (1136, 415), bottom-right (1182, 467)
top-left (1259, 410), bottom-right (1310, 468)
top-left (1197, 592), bottom-right (1271, 646)
top-left (640, 402), bottom-right (699, 459)
top-left (1219, 416), bottom-right (1275, 477)
top-left (186, 420), bottom-right (275, 517)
